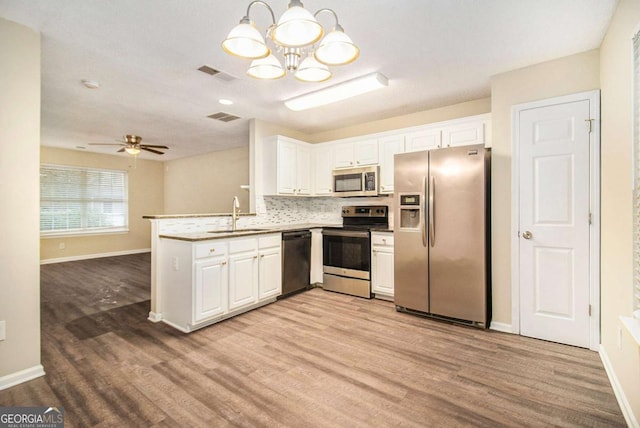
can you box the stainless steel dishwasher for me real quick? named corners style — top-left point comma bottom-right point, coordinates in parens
top-left (281, 230), bottom-right (312, 298)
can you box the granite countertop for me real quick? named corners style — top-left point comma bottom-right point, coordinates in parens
top-left (159, 223), bottom-right (340, 242)
top-left (143, 212), bottom-right (256, 219)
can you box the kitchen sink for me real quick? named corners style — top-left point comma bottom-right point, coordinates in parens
top-left (206, 228), bottom-right (268, 234)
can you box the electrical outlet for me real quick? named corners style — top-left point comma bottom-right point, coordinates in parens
top-left (0, 320), bottom-right (6, 341)
top-left (617, 326), bottom-right (622, 349)
top-left (59, 242), bottom-right (65, 250)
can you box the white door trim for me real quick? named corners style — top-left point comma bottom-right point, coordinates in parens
top-left (510, 90), bottom-right (601, 351)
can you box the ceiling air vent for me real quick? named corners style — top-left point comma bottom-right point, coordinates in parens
top-left (197, 65), bottom-right (236, 82)
top-left (197, 65), bottom-right (220, 76)
top-left (208, 112), bottom-right (240, 122)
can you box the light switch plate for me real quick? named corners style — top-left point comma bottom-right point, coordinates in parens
top-left (0, 320), bottom-right (5, 341)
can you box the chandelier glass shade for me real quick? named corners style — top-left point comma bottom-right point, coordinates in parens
top-left (222, 0), bottom-right (359, 82)
top-left (221, 19), bottom-right (270, 59)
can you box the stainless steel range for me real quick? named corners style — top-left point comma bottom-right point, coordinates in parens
top-left (322, 205), bottom-right (389, 298)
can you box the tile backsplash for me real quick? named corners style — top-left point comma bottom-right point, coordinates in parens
top-left (156, 196), bottom-right (395, 234)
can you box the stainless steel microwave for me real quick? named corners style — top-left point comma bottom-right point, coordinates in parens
top-left (332, 165), bottom-right (379, 197)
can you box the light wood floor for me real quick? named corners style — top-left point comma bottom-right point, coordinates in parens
top-left (1, 253), bottom-right (625, 427)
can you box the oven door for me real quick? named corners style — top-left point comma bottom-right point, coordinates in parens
top-left (322, 229), bottom-right (370, 280)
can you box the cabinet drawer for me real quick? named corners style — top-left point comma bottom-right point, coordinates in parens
top-left (195, 241), bottom-right (228, 259)
top-left (371, 233), bottom-right (394, 247)
top-left (259, 233), bottom-right (281, 249)
top-left (229, 237), bottom-right (258, 254)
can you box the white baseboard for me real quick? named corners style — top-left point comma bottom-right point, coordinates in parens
top-left (0, 365), bottom-right (45, 391)
top-left (148, 311), bottom-right (162, 322)
top-left (40, 248), bottom-right (151, 265)
top-left (489, 321), bottom-right (513, 333)
top-left (599, 345), bottom-right (639, 428)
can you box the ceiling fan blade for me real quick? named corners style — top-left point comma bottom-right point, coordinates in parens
top-left (117, 148), bottom-right (126, 153)
top-left (140, 144), bottom-right (169, 149)
top-left (141, 147), bottom-right (165, 155)
top-left (89, 143), bottom-right (126, 146)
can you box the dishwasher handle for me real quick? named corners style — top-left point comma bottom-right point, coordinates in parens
top-left (282, 230), bottom-right (311, 240)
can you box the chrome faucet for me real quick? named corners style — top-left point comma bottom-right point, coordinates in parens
top-left (231, 196), bottom-right (240, 231)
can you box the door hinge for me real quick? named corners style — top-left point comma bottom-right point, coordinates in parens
top-left (589, 212), bottom-right (592, 225)
top-left (589, 304), bottom-right (592, 316)
top-left (585, 118), bottom-right (594, 134)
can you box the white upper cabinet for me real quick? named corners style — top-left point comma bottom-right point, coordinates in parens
top-left (405, 129), bottom-right (441, 152)
top-left (295, 144), bottom-right (312, 195)
top-left (313, 144), bottom-right (334, 195)
top-left (258, 115), bottom-right (489, 199)
top-left (378, 135), bottom-right (405, 194)
top-left (334, 139), bottom-right (379, 168)
top-left (353, 139), bottom-right (378, 166)
top-left (262, 136), bottom-right (312, 196)
top-left (442, 121), bottom-right (485, 147)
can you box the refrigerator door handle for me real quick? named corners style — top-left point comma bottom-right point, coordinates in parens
top-left (421, 176), bottom-right (427, 247)
top-left (429, 175), bottom-right (435, 246)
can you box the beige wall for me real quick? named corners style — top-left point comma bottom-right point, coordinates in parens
top-left (306, 97), bottom-right (491, 143)
top-left (164, 146), bottom-right (250, 214)
top-left (599, 0), bottom-right (640, 419)
top-left (0, 19), bottom-right (42, 381)
top-left (40, 147), bottom-right (164, 261)
top-left (489, 49), bottom-right (601, 324)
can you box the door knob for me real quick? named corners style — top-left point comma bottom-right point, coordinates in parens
top-left (522, 231), bottom-right (533, 240)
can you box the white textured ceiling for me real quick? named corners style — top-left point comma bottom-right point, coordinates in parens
top-left (0, 0), bottom-right (617, 160)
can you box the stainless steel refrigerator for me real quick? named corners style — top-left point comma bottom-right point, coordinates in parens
top-left (393, 144), bottom-right (490, 327)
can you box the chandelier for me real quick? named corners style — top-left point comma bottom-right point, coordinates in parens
top-left (222, 0), bottom-right (360, 82)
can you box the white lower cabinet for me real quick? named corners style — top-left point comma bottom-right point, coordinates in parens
top-left (371, 232), bottom-right (394, 299)
top-left (258, 235), bottom-right (282, 299)
top-left (194, 256), bottom-right (227, 322)
top-left (228, 251), bottom-right (259, 310)
top-left (160, 233), bottom-right (282, 332)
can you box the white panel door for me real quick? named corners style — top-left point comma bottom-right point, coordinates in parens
top-left (296, 144), bottom-right (312, 195)
top-left (194, 257), bottom-right (227, 322)
top-left (518, 99), bottom-right (591, 348)
top-left (405, 129), bottom-right (441, 152)
top-left (258, 247), bottom-right (282, 299)
top-left (313, 145), bottom-right (334, 195)
top-left (378, 135), bottom-right (405, 193)
top-left (228, 252), bottom-right (258, 310)
top-left (442, 121), bottom-right (484, 147)
top-left (277, 141), bottom-right (297, 194)
top-left (353, 139), bottom-right (379, 165)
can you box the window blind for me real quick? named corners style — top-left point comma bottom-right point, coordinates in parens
top-left (633, 30), bottom-right (640, 310)
top-left (40, 164), bottom-right (128, 235)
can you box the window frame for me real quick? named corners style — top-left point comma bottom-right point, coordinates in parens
top-left (40, 163), bottom-right (129, 238)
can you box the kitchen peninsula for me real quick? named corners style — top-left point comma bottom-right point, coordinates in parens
top-left (144, 211), bottom-right (335, 332)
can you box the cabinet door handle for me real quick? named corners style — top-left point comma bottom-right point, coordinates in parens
top-left (253, 255), bottom-right (258, 259)
top-left (209, 248), bottom-right (216, 253)
top-left (221, 261), bottom-right (227, 265)
top-left (260, 254), bottom-right (265, 258)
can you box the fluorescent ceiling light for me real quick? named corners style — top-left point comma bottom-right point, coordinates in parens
top-left (284, 72), bottom-right (388, 111)
top-left (218, 98), bottom-right (234, 105)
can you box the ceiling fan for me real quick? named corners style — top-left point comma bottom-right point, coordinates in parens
top-left (89, 135), bottom-right (169, 155)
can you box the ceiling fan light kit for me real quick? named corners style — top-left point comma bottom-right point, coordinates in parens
top-left (88, 134), bottom-right (169, 156)
top-left (222, 0), bottom-right (359, 82)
